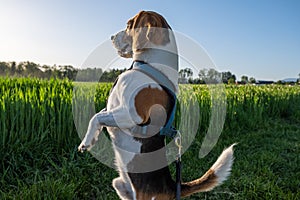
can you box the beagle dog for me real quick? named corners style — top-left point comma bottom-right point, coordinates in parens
top-left (78, 11), bottom-right (235, 200)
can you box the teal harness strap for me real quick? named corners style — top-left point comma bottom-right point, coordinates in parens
top-left (131, 61), bottom-right (178, 138)
top-left (159, 90), bottom-right (177, 138)
top-left (131, 61), bottom-right (176, 93)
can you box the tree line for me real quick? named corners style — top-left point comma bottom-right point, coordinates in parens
top-left (0, 61), bottom-right (125, 82)
top-left (179, 68), bottom-right (256, 84)
top-left (1, 61), bottom-right (299, 84)
top-left (179, 68), bottom-right (300, 85)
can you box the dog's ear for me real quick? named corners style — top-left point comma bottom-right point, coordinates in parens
top-left (145, 18), bottom-right (170, 46)
top-left (131, 28), bottom-right (145, 51)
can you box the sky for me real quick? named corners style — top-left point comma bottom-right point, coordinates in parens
top-left (0, 0), bottom-right (299, 81)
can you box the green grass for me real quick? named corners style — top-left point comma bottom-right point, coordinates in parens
top-left (182, 118), bottom-right (300, 199)
top-left (0, 77), bottom-right (299, 199)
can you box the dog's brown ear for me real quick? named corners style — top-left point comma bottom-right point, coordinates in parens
top-left (145, 13), bottom-right (171, 45)
top-left (146, 24), bottom-right (170, 46)
top-left (133, 27), bottom-right (148, 51)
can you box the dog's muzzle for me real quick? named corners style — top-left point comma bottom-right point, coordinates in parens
top-left (111, 31), bottom-right (133, 58)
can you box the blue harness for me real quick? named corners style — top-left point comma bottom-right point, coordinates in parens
top-left (131, 61), bottom-right (178, 138)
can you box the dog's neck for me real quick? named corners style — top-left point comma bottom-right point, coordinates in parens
top-left (133, 48), bottom-right (179, 92)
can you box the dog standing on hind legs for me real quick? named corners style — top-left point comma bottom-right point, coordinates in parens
top-left (78, 10), bottom-right (236, 200)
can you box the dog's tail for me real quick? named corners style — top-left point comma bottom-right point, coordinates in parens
top-left (180, 144), bottom-right (236, 198)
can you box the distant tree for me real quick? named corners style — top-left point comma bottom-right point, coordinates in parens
top-left (198, 69), bottom-right (207, 81)
top-left (0, 62), bottom-right (9, 75)
top-left (10, 61), bottom-right (16, 75)
top-left (188, 77), bottom-right (194, 84)
top-left (179, 68), bottom-right (193, 78)
top-left (52, 68), bottom-right (61, 79)
top-left (16, 62), bottom-right (24, 75)
top-left (189, 78), bottom-right (204, 84)
top-left (0, 61), bottom-right (81, 79)
top-left (276, 80), bottom-right (283, 85)
top-left (199, 68), bottom-right (221, 84)
top-left (207, 69), bottom-right (221, 83)
top-left (21, 61), bottom-right (41, 77)
top-left (221, 71), bottom-right (236, 84)
top-left (39, 65), bottom-right (52, 79)
top-left (179, 68), bottom-right (193, 83)
top-left (249, 77), bottom-right (256, 84)
top-left (57, 65), bottom-right (78, 80)
top-left (228, 77), bottom-right (236, 84)
top-left (241, 75), bottom-right (249, 84)
top-left (75, 68), bottom-right (104, 82)
top-left (99, 68), bottom-right (126, 82)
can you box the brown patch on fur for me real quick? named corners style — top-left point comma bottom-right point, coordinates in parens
top-left (134, 86), bottom-right (170, 124)
top-left (181, 169), bottom-right (218, 197)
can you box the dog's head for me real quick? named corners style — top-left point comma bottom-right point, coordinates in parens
top-left (111, 11), bottom-right (172, 58)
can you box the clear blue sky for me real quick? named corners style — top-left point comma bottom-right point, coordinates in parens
top-left (0, 0), bottom-right (299, 81)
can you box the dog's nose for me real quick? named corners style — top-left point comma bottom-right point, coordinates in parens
top-left (111, 35), bottom-right (115, 40)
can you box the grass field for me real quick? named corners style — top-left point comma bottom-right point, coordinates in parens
top-left (0, 77), bottom-right (299, 199)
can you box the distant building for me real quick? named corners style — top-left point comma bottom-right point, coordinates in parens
top-left (256, 80), bottom-right (274, 85)
top-left (281, 78), bottom-right (298, 83)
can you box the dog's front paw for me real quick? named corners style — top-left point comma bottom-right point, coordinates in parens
top-left (78, 143), bottom-right (89, 153)
top-left (78, 112), bottom-right (105, 153)
top-left (78, 133), bottom-right (98, 153)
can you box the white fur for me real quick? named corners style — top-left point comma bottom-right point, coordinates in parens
top-left (110, 129), bottom-right (142, 172)
top-left (78, 109), bottom-right (104, 152)
top-left (211, 143), bottom-right (236, 185)
top-left (111, 30), bottom-right (133, 58)
top-left (113, 177), bottom-right (137, 200)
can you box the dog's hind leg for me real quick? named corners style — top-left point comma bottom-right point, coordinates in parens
top-left (112, 177), bottom-right (136, 200)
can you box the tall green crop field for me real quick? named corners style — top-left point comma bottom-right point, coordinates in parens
top-left (0, 77), bottom-right (299, 199)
